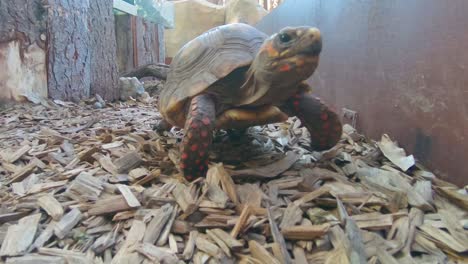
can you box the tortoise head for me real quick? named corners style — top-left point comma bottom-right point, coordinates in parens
top-left (254, 26), bottom-right (322, 85)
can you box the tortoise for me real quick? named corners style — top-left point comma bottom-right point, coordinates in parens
top-left (157, 23), bottom-right (342, 181)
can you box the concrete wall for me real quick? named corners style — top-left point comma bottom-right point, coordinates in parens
top-left (256, 0), bottom-right (468, 186)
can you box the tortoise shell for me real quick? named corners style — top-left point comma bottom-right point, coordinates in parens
top-left (159, 23), bottom-right (268, 127)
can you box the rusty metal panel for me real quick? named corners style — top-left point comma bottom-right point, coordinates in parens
top-left (256, 0), bottom-right (468, 186)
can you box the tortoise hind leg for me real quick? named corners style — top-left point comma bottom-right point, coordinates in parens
top-left (281, 90), bottom-right (342, 151)
top-left (180, 94), bottom-right (216, 181)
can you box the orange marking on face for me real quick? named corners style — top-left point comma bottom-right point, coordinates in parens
top-left (279, 64), bottom-right (291, 72)
top-left (264, 42), bottom-right (279, 57)
top-left (295, 58), bottom-right (305, 67)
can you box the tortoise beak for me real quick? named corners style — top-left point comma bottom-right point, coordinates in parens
top-left (300, 28), bottom-right (322, 56)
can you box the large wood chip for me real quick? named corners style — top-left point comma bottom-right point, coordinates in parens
top-left (88, 195), bottom-right (133, 216)
top-left (54, 208), bottom-right (82, 239)
top-left (114, 151), bottom-right (143, 174)
top-left (117, 184), bottom-right (141, 208)
top-left (143, 204), bottom-right (173, 244)
top-left (37, 194), bottom-right (64, 221)
top-left (230, 151), bottom-right (300, 179)
top-left (112, 220), bottom-right (146, 264)
top-left (2, 145), bottom-right (31, 163)
top-left (195, 235), bottom-right (222, 259)
top-left (208, 163), bottom-right (239, 205)
top-left (248, 240), bottom-right (281, 264)
top-left (0, 213), bottom-right (42, 257)
top-left (281, 223), bottom-right (331, 240)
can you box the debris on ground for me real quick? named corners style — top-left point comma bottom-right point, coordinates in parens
top-left (0, 98), bottom-right (467, 264)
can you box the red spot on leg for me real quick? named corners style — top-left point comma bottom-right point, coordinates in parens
top-left (202, 117), bottom-right (211, 125)
top-left (279, 64), bottom-right (291, 72)
top-left (322, 122), bottom-right (330, 130)
top-left (181, 153), bottom-right (188, 160)
top-left (320, 112), bottom-right (328, 121)
top-left (191, 144), bottom-right (198, 151)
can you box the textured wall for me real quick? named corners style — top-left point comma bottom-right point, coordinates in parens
top-left (256, 0), bottom-right (468, 186)
top-left (0, 0), bottom-right (47, 103)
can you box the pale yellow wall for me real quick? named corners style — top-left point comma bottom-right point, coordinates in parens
top-left (0, 41), bottom-right (47, 102)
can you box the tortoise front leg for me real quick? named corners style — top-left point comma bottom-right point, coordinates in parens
top-left (282, 90), bottom-right (342, 151)
top-left (180, 94), bottom-right (216, 181)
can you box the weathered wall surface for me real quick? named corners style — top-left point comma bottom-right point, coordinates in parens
top-left (165, 0), bottom-right (267, 59)
top-left (256, 0), bottom-right (468, 186)
top-left (115, 14), bottom-right (166, 73)
top-left (165, 0), bottom-right (225, 58)
top-left (0, 0), bottom-right (48, 103)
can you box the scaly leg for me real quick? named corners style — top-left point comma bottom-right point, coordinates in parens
top-left (180, 94), bottom-right (216, 181)
top-left (282, 91), bottom-right (342, 151)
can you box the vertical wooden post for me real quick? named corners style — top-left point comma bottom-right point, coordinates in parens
top-left (47, 0), bottom-right (119, 102)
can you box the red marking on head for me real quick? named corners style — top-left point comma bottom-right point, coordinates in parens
top-left (279, 64), bottom-right (291, 72)
top-left (202, 117), bottom-right (211, 125)
top-left (201, 130), bottom-right (208, 138)
top-left (320, 112), bottom-right (328, 121)
top-left (181, 153), bottom-right (188, 159)
top-left (191, 144), bottom-right (198, 151)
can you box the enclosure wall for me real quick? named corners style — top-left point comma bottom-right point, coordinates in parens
top-left (256, 0), bottom-right (468, 186)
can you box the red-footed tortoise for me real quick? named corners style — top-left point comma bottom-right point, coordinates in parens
top-left (157, 23), bottom-right (342, 181)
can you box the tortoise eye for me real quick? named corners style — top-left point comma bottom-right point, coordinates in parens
top-left (279, 33), bottom-right (292, 43)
